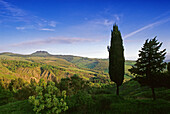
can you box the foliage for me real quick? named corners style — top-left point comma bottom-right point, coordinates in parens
top-left (168, 62), bottom-right (170, 74)
top-left (0, 100), bottom-right (34, 114)
top-left (89, 76), bottom-right (110, 83)
top-left (66, 91), bottom-right (93, 113)
top-left (14, 85), bottom-right (36, 100)
top-left (0, 86), bottom-right (15, 106)
top-left (8, 78), bottom-right (25, 92)
top-left (0, 78), bottom-right (9, 89)
top-left (40, 64), bottom-right (60, 74)
top-left (108, 24), bottom-right (125, 95)
top-left (129, 37), bottom-right (166, 77)
top-left (129, 37), bottom-right (166, 100)
top-left (0, 79), bottom-right (170, 114)
top-left (29, 80), bottom-right (68, 114)
top-left (58, 74), bottom-right (88, 96)
top-left (1, 60), bottom-right (40, 72)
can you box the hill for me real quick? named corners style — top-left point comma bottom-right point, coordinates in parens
top-left (31, 51), bottom-right (51, 57)
top-left (0, 51), bottom-right (135, 82)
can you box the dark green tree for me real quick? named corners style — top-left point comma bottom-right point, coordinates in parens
top-left (108, 24), bottom-right (125, 95)
top-left (129, 37), bottom-right (166, 100)
top-left (168, 62), bottom-right (170, 74)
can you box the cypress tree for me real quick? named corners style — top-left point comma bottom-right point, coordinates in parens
top-left (108, 24), bottom-right (125, 95)
top-left (129, 37), bottom-right (166, 100)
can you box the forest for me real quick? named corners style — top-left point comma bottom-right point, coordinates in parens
top-left (0, 25), bottom-right (170, 114)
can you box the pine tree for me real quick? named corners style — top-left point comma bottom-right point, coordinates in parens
top-left (108, 24), bottom-right (125, 95)
top-left (129, 37), bottom-right (166, 100)
top-left (168, 62), bottom-right (170, 74)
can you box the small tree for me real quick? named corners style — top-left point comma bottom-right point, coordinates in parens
top-left (108, 24), bottom-right (125, 95)
top-left (29, 80), bottom-right (68, 114)
top-left (129, 37), bottom-right (166, 100)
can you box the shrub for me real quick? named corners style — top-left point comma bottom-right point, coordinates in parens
top-left (29, 80), bottom-right (68, 114)
top-left (14, 86), bottom-right (36, 100)
top-left (58, 74), bottom-right (88, 96)
top-left (66, 91), bottom-right (93, 112)
top-left (0, 86), bottom-right (15, 105)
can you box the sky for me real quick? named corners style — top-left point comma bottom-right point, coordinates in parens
top-left (0, 0), bottom-right (170, 60)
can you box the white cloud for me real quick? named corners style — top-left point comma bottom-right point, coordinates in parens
top-left (0, 0), bottom-right (59, 30)
top-left (124, 17), bottom-right (170, 39)
top-left (16, 26), bottom-right (25, 30)
top-left (103, 19), bottom-right (114, 26)
top-left (0, 0), bottom-right (26, 21)
top-left (114, 14), bottom-right (120, 21)
top-left (39, 28), bottom-right (55, 31)
top-left (48, 21), bottom-right (58, 27)
top-left (90, 19), bottom-right (114, 26)
top-left (10, 37), bottom-right (99, 47)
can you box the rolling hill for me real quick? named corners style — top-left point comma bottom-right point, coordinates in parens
top-left (0, 51), bottom-right (135, 82)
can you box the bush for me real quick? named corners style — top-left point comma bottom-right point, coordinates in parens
top-left (29, 80), bottom-right (68, 114)
top-left (14, 86), bottom-right (36, 100)
top-left (66, 91), bottom-right (93, 112)
top-left (8, 78), bottom-right (25, 92)
top-left (58, 74), bottom-right (88, 96)
top-left (0, 86), bottom-right (15, 105)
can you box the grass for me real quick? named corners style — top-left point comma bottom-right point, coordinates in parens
top-left (0, 100), bottom-right (34, 114)
top-left (65, 94), bottom-right (170, 114)
top-left (64, 80), bottom-right (170, 114)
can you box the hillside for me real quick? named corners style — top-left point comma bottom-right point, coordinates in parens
top-left (0, 51), bottom-right (135, 82)
top-left (0, 80), bottom-right (169, 114)
top-left (0, 59), bottom-right (104, 82)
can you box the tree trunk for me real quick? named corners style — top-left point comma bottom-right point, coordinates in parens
top-left (151, 87), bottom-right (156, 100)
top-left (116, 84), bottom-right (119, 96)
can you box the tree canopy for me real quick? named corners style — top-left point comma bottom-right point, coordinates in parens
top-left (129, 37), bottom-right (166, 100)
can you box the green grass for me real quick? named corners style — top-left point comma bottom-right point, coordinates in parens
top-left (0, 100), bottom-right (34, 114)
top-left (65, 94), bottom-right (170, 114)
top-left (64, 80), bottom-right (170, 114)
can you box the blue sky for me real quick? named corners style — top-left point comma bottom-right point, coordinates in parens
top-left (0, 0), bottom-right (170, 59)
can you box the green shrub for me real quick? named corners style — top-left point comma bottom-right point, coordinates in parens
top-left (14, 86), bottom-right (36, 100)
top-left (1, 60), bottom-right (40, 72)
top-left (29, 80), bottom-right (68, 114)
top-left (66, 91), bottom-right (93, 112)
top-left (58, 75), bottom-right (88, 96)
top-left (0, 86), bottom-right (15, 105)
top-left (8, 78), bottom-right (25, 92)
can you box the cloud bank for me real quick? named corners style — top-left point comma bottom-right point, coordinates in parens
top-left (11, 37), bottom-right (99, 47)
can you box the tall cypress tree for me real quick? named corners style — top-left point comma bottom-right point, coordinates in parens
top-left (108, 24), bottom-right (125, 95)
top-left (129, 37), bottom-right (166, 100)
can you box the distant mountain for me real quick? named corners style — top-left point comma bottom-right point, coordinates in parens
top-left (31, 51), bottom-right (51, 57)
